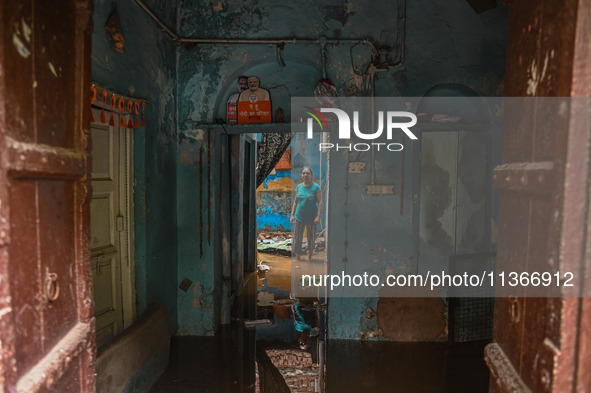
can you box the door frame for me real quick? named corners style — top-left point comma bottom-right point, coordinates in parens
top-left (0, 2), bottom-right (95, 391)
top-left (486, 0), bottom-right (591, 391)
top-left (90, 102), bottom-right (136, 331)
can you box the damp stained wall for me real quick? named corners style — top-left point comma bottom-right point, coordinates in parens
top-left (176, 128), bottom-right (222, 335)
top-left (326, 1), bottom-right (507, 340)
top-left (176, 0), bottom-right (507, 338)
top-left (91, 0), bottom-right (179, 332)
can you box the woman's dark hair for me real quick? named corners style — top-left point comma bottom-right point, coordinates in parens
top-left (301, 166), bottom-right (313, 176)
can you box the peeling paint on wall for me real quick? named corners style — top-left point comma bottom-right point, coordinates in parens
top-left (180, 128), bottom-right (206, 143)
top-left (92, 0), bottom-right (179, 333)
top-left (191, 281), bottom-right (200, 309)
top-left (259, 176), bottom-right (292, 193)
top-left (12, 34), bottom-right (31, 58)
top-left (21, 19), bottom-right (31, 42)
top-left (48, 62), bottom-right (58, 77)
top-left (526, 51), bottom-right (550, 96)
top-left (173, 0), bottom-right (508, 340)
top-left (377, 298), bottom-right (447, 341)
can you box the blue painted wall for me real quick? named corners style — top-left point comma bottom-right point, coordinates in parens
top-left (324, 1), bottom-right (507, 339)
top-left (90, 0), bottom-right (507, 339)
top-left (256, 181), bottom-right (292, 232)
top-left (175, 0), bottom-right (507, 338)
top-left (91, 0), bottom-right (179, 332)
top-left (176, 129), bottom-right (222, 335)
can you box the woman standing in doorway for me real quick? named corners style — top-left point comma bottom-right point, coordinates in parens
top-left (290, 167), bottom-right (322, 260)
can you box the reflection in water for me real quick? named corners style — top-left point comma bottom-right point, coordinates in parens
top-left (293, 300), bottom-right (321, 351)
top-left (150, 251), bottom-right (490, 392)
top-left (256, 251), bottom-right (327, 392)
top-left (254, 252), bottom-right (490, 393)
top-left (257, 253), bottom-right (292, 294)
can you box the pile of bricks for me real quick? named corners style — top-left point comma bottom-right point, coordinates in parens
top-left (281, 374), bottom-right (317, 392)
top-left (266, 349), bottom-right (315, 368)
top-left (255, 348), bottom-right (320, 393)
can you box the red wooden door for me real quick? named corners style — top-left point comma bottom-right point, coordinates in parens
top-left (0, 1), bottom-right (94, 392)
top-left (486, 0), bottom-right (591, 392)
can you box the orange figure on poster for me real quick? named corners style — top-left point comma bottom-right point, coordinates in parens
top-left (237, 76), bottom-right (271, 124)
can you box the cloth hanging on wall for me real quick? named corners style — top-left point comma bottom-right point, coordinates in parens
top-left (90, 84), bottom-right (147, 129)
top-left (256, 132), bottom-right (292, 188)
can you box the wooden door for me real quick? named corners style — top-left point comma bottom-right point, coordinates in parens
top-left (486, 0), bottom-right (591, 392)
top-left (90, 109), bottom-right (134, 347)
top-left (0, 1), bottom-right (94, 392)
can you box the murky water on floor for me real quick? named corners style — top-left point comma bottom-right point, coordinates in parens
top-left (150, 250), bottom-right (490, 393)
top-left (257, 253), bottom-right (292, 294)
top-left (256, 251), bottom-right (328, 392)
top-left (254, 251), bottom-right (490, 393)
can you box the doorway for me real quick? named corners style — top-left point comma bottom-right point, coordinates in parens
top-left (254, 130), bottom-right (330, 392)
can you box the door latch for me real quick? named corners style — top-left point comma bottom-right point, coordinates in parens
top-left (45, 272), bottom-right (59, 302)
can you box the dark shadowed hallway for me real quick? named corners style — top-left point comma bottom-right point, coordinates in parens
top-left (149, 335), bottom-right (489, 392)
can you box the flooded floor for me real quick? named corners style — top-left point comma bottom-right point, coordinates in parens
top-left (256, 252), bottom-right (292, 295)
top-left (326, 340), bottom-right (490, 393)
top-left (257, 250), bottom-right (328, 296)
top-left (150, 251), bottom-right (490, 392)
top-left (256, 251), bottom-right (327, 350)
top-left (150, 336), bottom-right (490, 392)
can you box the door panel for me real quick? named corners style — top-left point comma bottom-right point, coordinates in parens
top-left (3, 0), bottom-right (35, 143)
top-left (7, 181), bottom-right (43, 378)
top-left (487, 0), bottom-right (591, 392)
top-left (90, 192), bottom-right (117, 250)
top-left (0, 0), bottom-right (94, 391)
top-left (91, 123), bottom-right (114, 180)
top-left (90, 109), bottom-right (134, 345)
top-left (33, 0), bottom-right (76, 149)
top-left (39, 181), bottom-right (79, 350)
top-left (93, 254), bottom-right (121, 342)
top-left (93, 255), bottom-right (119, 316)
